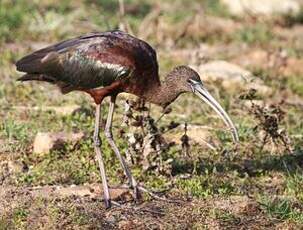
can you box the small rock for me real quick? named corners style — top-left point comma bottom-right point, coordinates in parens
top-left (192, 60), bottom-right (272, 95)
top-left (33, 131), bottom-right (85, 154)
top-left (33, 133), bottom-right (53, 154)
top-left (0, 160), bottom-right (26, 181)
top-left (55, 185), bottom-right (95, 197)
top-left (30, 184), bottom-right (129, 200)
top-left (221, 0), bottom-right (301, 16)
top-left (6, 161), bottom-right (26, 174)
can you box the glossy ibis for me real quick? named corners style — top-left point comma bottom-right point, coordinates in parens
top-left (16, 30), bottom-right (239, 208)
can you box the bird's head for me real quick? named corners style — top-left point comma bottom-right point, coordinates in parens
top-left (167, 65), bottom-right (239, 143)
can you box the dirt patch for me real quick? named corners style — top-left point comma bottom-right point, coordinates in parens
top-left (0, 186), bottom-right (287, 229)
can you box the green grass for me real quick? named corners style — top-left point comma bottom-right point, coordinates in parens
top-left (210, 208), bottom-right (240, 225)
top-left (260, 197), bottom-right (303, 223)
top-left (0, 1), bottom-right (28, 42)
top-left (176, 174), bottom-right (235, 198)
top-left (1, 118), bottom-right (30, 142)
top-left (233, 23), bottom-right (274, 45)
top-left (17, 136), bottom-right (124, 186)
top-left (12, 207), bottom-right (29, 229)
top-left (202, 0), bottom-right (230, 17)
top-left (46, 198), bottom-right (90, 227)
top-left (286, 75), bottom-right (303, 97)
top-left (284, 166), bottom-right (303, 203)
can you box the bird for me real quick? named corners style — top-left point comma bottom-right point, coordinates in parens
top-left (16, 30), bottom-right (239, 208)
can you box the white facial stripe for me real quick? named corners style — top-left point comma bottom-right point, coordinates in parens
top-left (188, 79), bottom-right (202, 92)
top-left (189, 79), bottom-right (201, 85)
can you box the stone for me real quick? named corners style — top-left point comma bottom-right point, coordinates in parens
top-left (33, 131), bottom-right (85, 154)
top-left (191, 60), bottom-right (272, 95)
top-left (53, 184), bottom-right (128, 199)
top-left (29, 184), bottom-right (129, 200)
top-left (6, 161), bottom-right (25, 174)
top-left (221, 0), bottom-right (301, 16)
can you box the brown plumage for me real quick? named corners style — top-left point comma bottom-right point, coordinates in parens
top-left (16, 30), bottom-right (239, 208)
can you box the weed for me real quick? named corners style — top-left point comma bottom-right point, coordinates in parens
top-left (251, 103), bottom-right (292, 152)
top-left (239, 89), bottom-right (293, 153)
top-left (177, 174), bottom-right (234, 198)
top-left (1, 118), bottom-right (29, 142)
top-left (260, 197), bottom-right (303, 223)
top-left (0, 1), bottom-right (27, 42)
top-left (284, 166), bottom-right (303, 203)
top-left (210, 208), bottom-right (241, 225)
top-left (287, 75), bottom-right (303, 97)
top-left (13, 208), bottom-right (29, 229)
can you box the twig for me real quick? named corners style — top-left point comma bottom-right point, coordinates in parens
top-left (199, 138), bottom-right (217, 151)
top-left (118, 0), bottom-right (134, 34)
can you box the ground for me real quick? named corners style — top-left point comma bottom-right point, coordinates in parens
top-left (1, 0), bottom-right (303, 229)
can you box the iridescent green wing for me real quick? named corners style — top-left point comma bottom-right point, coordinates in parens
top-left (16, 32), bottom-right (134, 92)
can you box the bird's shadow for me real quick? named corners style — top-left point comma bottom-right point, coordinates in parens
top-left (171, 147), bottom-right (303, 178)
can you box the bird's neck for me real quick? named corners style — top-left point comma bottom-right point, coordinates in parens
top-left (144, 79), bottom-right (180, 108)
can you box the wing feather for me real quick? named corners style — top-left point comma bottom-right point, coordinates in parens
top-left (16, 30), bottom-right (158, 92)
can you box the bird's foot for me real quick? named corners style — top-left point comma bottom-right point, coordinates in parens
top-left (109, 184), bottom-right (140, 202)
top-left (110, 183), bottom-right (179, 204)
top-left (104, 198), bottom-right (112, 209)
top-left (136, 185), bottom-right (180, 204)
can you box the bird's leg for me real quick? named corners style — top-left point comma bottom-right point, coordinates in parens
top-left (94, 103), bottom-right (111, 208)
top-left (105, 96), bottom-right (178, 204)
top-left (104, 96), bottom-right (140, 200)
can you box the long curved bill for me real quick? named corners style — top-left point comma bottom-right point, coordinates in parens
top-left (190, 80), bottom-right (239, 143)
